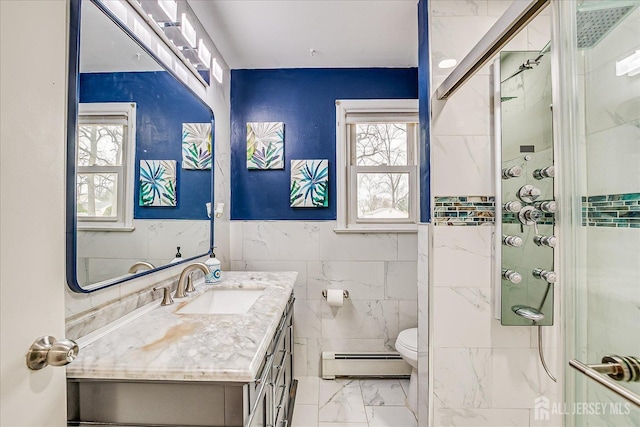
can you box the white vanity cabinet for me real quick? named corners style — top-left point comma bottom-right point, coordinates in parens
top-left (67, 293), bottom-right (296, 427)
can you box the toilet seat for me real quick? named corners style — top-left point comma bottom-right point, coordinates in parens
top-left (396, 327), bottom-right (418, 352)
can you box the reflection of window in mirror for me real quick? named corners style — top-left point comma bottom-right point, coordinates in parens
top-left (77, 102), bottom-right (136, 231)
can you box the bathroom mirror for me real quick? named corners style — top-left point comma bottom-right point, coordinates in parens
top-left (494, 47), bottom-right (555, 326)
top-left (67, 0), bottom-right (214, 292)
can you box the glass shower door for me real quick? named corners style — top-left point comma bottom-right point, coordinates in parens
top-left (564, 0), bottom-right (640, 425)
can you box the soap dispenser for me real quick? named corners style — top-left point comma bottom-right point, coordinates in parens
top-left (170, 247), bottom-right (182, 264)
top-left (205, 250), bottom-right (221, 284)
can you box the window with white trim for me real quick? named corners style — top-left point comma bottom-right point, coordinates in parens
top-left (336, 99), bottom-right (419, 232)
top-left (77, 103), bottom-right (136, 230)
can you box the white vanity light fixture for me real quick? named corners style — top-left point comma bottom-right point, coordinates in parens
top-left (438, 58), bottom-right (457, 69)
top-left (181, 13), bottom-right (197, 49)
top-left (616, 50), bottom-right (640, 77)
top-left (212, 58), bottom-right (224, 84)
top-left (157, 0), bottom-right (177, 23)
top-left (198, 39), bottom-right (212, 68)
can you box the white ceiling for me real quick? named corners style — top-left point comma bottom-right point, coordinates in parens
top-left (188, 0), bottom-right (419, 69)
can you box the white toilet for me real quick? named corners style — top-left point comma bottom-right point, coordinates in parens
top-left (395, 327), bottom-right (418, 413)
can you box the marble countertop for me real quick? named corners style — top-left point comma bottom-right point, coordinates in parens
top-left (66, 271), bottom-right (297, 383)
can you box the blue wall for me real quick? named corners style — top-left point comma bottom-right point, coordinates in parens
top-left (418, 0), bottom-right (431, 223)
top-left (79, 71), bottom-right (213, 220)
top-left (230, 68), bottom-right (418, 220)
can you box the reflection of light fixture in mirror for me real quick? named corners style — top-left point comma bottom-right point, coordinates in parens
top-left (616, 50), bottom-right (640, 77)
top-left (108, 0), bottom-right (128, 23)
top-left (181, 13), bottom-right (197, 48)
top-left (198, 39), bottom-right (211, 67)
top-left (133, 18), bottom-right (152, 47)
top-left (212, 58), bottom-right (223, 83)
top-left (438, 58), bottom-right (457, 69)
top-left (140, 0), bottom-right (176, 23)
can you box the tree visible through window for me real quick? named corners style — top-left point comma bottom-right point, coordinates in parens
top-left (77, 123), bottom-right (123, 218)
top-left (336, 99), bottom-right (418, 232)
top-left (355, 123), bottom-right (410, 219)
top-left (77, 102), bottom-right (136, 229)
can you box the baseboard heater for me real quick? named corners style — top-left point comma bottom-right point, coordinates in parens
top-left (321, 351), bottom-right (411, 379)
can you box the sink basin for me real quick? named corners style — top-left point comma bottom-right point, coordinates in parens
top-left (177, 288), bottom-right (264, 315)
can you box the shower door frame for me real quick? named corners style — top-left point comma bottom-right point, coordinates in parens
top-left (554, 0), bottom-right (640, 424)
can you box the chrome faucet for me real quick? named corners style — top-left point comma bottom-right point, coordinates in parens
top-left (128, 261), bottom-right (155, 274)
top-left (174, 263), bottom-right (209, 298)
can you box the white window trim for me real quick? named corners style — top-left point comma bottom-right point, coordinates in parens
top-left (335, 99), bottom-right (419, 234)
top-left (77, 102), bottom-right (136, 232)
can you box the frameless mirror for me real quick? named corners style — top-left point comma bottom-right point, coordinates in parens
top-left (495, 46), bottom-right (555, 326)
top-left (67, 0), bottom-right (213, 292)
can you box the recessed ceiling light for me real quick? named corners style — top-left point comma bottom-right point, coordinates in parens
top-left (438, 59), bottom-right (457, 69)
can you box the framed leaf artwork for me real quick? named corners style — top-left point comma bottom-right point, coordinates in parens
top-left (139, 160), bottom-right (177, 207)
top-left (182, 123), bottom-right (212, 170)
top-left (247, 122), bottom-right (284, 169)
top-left (290, 159), bottom-right (329, 208)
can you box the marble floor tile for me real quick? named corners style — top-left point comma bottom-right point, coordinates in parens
top-left (296, 376), bottom-right (320, 405)
top-left (319, 424), bottom-right (369, 427)
top-left (360, 379), bottom-right (407, 406)
top-left (293, 377), bottom-right (411, 427)
top-left (292, 404), bottom-right (319, 427)
top-left (318, 379), bottom-right (368, 423)
top-left (365, 406), bottom-right (418, 427)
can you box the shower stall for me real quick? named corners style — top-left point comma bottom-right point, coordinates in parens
top-left (559, 0), bottom-right (640, 425)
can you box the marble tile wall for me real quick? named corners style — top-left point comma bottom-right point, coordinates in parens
top-left (229, 221), bottom-right (418, 377)
top-left (427, 1), bottom-right (561, 426)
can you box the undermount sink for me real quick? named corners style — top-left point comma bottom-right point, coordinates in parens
top-left (176, 288), bottom-right (265, 315)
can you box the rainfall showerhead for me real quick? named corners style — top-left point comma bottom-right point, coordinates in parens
top-left (576, 1), bottom-right (639, 49)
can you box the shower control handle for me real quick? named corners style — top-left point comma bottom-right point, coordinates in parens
top-left (535, 200), bottom-right (557, 213)
top-left (534, 235), bottom-right (557, 248)
top-left (518, 185), bottom-right (542, 203)
top-left (503, 235), bottom-right (523, 247)
top-left (503, 200), bottom-right (523, 213)
top-left (502, 269), bottom-right (522, 284)
top-left (533, 165), bottom-right (555, 180)
top-left (502, 165), bottom-right (523, 179)
top-left (518, 206), bottom-right (543, 224)
top-left (533, 268), bottom-right (557, 283)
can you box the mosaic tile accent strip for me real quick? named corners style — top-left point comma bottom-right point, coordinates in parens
top-left (582, 193), bottom-right (640, 228)
top-left (434, 196), bottom-right (494, 226)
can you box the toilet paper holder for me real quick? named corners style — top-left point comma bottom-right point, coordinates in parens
top-left (322, 289), bottom-right (349, 299)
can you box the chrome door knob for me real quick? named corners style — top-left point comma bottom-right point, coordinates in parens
top-left (535, 200), bottom-right (557, 213)
top-left (533, 268), bottom-right (557, 283)
top-left (503, 200), bottom-right (523, 213)
top-left (503, 235), bottom-right (524, 247)
top-left (518, 184), bottom-right (542, 203)
top-left (534, 235), bottom-right (557, 248)
top-left (502, 165), bottom-right (523, 179)
top-left (533, 165), bottom-right (555, 180)
top-left (502, 269), bottom-right (523, 284)
top-left (26, 336), bottom-right (79, 370)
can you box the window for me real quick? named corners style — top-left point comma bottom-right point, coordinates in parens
top-left (336, 99), bottom-right (419, 232)
top-left (77, 103), bottom-right (136, 230)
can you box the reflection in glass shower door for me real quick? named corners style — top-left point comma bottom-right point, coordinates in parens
top-left (568, 0), bottom-right (640, 425)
